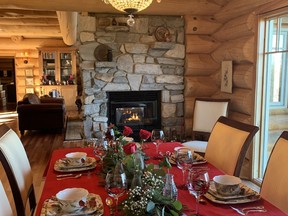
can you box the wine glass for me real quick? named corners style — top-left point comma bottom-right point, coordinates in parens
top-left (105, 162), bottom-right (127, 215)
top-left (93, 138), bottom-right (108, 164)
top-left (187, 170), bottom-right (210, 216)
top-left (176, 148), bottom-right (194, 189)
top-left (151, 129), bottom-right (165, 159)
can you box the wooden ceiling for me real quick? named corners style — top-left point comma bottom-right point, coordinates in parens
top-left (0, 0), bottom-right (284, 45)
top-left (0, 0), bottom-right (230, 40)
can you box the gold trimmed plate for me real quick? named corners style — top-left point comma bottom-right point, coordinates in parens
top-left (204, 182), bottom-right (261, 204)
top-left (169, 152), bottom-right (207, 165)
top-left (54, 157), bottom-right (97, 172)
top-left (41, 193), bottom-right (103, 216)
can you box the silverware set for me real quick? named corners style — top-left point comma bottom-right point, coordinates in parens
top-left (230, 206), bottom-right (267, 215)
top-left (56, 173), bottom-right (82, 180)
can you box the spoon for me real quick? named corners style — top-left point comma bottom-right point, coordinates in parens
top-left (105, 197), bottom-right (114, 215)
top-left (56, 174), bottom-right (82, 180)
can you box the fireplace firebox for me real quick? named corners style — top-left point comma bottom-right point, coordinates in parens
top-left (107, 91), bottom-right (161, 141)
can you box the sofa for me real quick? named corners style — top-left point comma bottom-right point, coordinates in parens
top-left (17, 94), bottom-right (66, 135)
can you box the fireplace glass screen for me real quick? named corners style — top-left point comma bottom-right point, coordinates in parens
top-left (116, 107), bottom-right (144, 125)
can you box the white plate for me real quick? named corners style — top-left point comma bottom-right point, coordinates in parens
top-left (54, 157), bottom-right (97, 172)
top-left (41, 193), bottom-right (103, 216)
top-left (204, 182), bottom-right (261, 204)
top-left (169, 152), bottom-right (207, 165)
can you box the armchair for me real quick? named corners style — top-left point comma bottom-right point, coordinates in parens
top-left (17, 93), bottom-right (66, 135)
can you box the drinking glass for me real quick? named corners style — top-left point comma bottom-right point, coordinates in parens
top-left (187, 170), bottom-right (210, 216)
top-left (93, 138), bottom-right (108, 164)
top-left (105, 162), bottom-right (127, 215)
top-left (151, 129), bottom-right (165, 159)
top-left (176, 148), bottom-right (193, 189)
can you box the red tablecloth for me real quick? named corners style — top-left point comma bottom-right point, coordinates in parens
top-left (35, 142), bottom-right (287, 216)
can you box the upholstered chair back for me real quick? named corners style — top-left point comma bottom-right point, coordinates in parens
top-left (0, 124), bottom-right (36, 216)
top-left (260, 131), bottom-right (288, 214)
top-left (205, 116), bottom-right (259, 176)
top-left (0, 180), bottom-right (13, 216)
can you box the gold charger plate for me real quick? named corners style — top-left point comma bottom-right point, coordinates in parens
top-left (204, 182), bottom-right (261, 204)
top-left (54, 157), bottom-right (97, 172)
top-left (41, 193), bottom-right (103, 216)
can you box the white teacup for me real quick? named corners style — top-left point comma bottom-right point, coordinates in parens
top-left (65, 152), bottom-right (87, 166)
top-left (56, 188), bottom-right (89, 213)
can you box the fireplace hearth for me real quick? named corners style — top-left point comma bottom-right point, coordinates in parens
top-left (107, 91), bottom-right (161, 141)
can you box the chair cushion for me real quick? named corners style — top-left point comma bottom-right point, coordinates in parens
top-left (23, 94), bottom-right (41, 104)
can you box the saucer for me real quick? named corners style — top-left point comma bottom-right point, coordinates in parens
top-left (41, 193), bottom-right (104, 216)
top-left (54, 157), bottom-right (97, 172)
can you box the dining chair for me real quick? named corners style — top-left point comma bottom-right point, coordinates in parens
top-left (0, 180), bottom-right (13, 216)
top-left (260, 131), bottom-right (288, 214)
top-left (0, 123), bottom-right (36, 216)
top-left (204, 116), bottom-right (259, 177)
top-left (182, 98), bottom-right (230, 155)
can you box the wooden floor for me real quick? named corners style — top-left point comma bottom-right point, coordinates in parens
top-left (0, 105), bottom-right (80, 215)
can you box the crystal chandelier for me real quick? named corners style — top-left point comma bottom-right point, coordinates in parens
top-left (102, 0), bottom-right (161, 26)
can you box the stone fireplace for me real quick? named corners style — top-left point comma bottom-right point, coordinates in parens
top-left (78, 14), bottom-right (185, 139)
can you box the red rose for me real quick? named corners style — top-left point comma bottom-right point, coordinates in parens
top-left (123, 126), bottom-right (133, 136)
top-left (139, 129), bottom-right (151, 140)
top-left (123, 142), bottom-right (137, 155)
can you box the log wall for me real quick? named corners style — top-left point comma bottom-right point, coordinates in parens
top-left (184, 5), bottom-right (258, 137)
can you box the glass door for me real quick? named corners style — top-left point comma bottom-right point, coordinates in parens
top-left (60, 52), bottom-right (73, 84)
top-left (42, 52), bottom-right (56, 85)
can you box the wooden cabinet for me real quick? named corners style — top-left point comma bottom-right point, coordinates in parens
top-left (39, 47), bottom-right (77, 111)
top-left (39, 47), bottom-right (76, 85)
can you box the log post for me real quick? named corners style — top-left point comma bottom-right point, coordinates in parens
top-left (57, 11), bottom-right (78, 46)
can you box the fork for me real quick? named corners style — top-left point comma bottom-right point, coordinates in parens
top-left (56, 173), bottom-right (82, 180)
top-left (230, 206), bottom-right (267, 215)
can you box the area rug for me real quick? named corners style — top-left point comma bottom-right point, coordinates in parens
top-left (64, 117), bottom-right (83, 141)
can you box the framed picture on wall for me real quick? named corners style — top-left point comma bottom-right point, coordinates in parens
top-left (25, 77), bottom-right (34, 86)
top-left (25, 69), bottom-right (33, 77)
top-left (221, 61), bottom-right (233, 93)
top-left (26, 87), bottom-right (34, 94)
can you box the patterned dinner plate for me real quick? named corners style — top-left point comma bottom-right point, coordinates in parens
top-left (54, 157), bottom-right (97, 172)
top-left (40, 193), bottom-right (104, 216)
top-left (169, 152), bottom-right (207, 165)
top-left (204, 182), bottom-right (261, 204)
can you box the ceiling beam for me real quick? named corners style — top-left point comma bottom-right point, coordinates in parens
top-left (57, 11), bottom-right (77, 46)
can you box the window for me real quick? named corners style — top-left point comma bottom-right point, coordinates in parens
top-left (255, 12), bottom-right (288, 182)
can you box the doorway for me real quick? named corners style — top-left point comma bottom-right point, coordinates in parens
top-left (0, 57), bottom-right (17, 112)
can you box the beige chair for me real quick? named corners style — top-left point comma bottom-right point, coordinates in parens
top-left (0, 180), bottom-right (13, 216)
top-left (182, 98), bottom-right (230, 154)
top-left (204, 116), bottom-right (259, 176)
top-left (260, 131), bottom-right (288, 214)
top-left (0, 124), bottom-right (36, 216)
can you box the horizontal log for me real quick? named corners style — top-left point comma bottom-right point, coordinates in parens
top-left (212, 63), bottom-right (254, 89)
top-left (229, 111), bottom-right (252, 125)
top-left (0, 25), bottom-right (61, 37)
top-left (214, 0), bottom-right (275, 22)
top-left (211, 36), bottom-right (255, 64)
top-left (213, 13), bottom-right (256, 41)
top-left (0, 18), bottom-right (59, 25)
top-left (186, 54), bottom-right (219, 76)
top-left (0, 9), bottom-right (57, 18)
top-left (0, 38), bottom-right (66, 50)
top-left (213, 88), bottom-right (253, 115)
top-left (185, 15), bottom-right (222, 35)
top-left (184, 76), bottom-right (218, 97)
top-left (186, 35), bottom-right (220, 53)
top-left (14, 57), bottom-right (39, 67)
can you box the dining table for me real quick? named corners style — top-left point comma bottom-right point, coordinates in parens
top-left (35, 142), bottom-right (287, 216)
